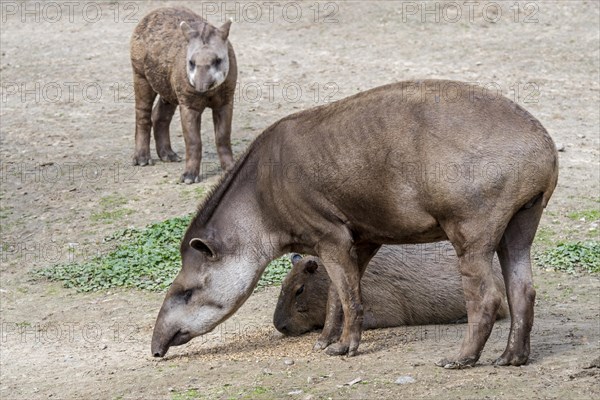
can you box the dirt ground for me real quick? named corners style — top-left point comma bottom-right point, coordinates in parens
top-left (1, 1), bottom-right (599, 399)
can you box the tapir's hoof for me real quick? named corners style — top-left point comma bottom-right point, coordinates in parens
top-left (133, 154), bottom-right (154, 166)
top-left (325, 342), bottom-right (349, 356)
top-left (180, 172), bottom-right (200, 184)
top-left (158, 150), bottom-right (182, 162)
top-left (493, 354), bottom-right (529, 366)
top-left (435, 357), bottom-right (477, 369)
top-left (312, 339), bottom-right (329, 351)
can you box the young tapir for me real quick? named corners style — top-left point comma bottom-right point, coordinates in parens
top-left (130, 7), bottom-right (237, 183)
top-left (273, 244), bottom-right (508, 336)
top-left (151, 80), bottom-right (558, 369)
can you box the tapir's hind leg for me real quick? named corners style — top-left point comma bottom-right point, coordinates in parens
top-left (152, 97), bottom-right (181, 162)
top-left (494, 195), bottom-right (544, 366)
top-left (132, 73), bottom-right (157, 166)
top-left (436, 221), bottom-right (504, 369)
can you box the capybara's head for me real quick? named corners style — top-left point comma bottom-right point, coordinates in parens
top-left (180, 19), bottom-right (232, 93)
top-left (273, 254), bottom-right (330, 336)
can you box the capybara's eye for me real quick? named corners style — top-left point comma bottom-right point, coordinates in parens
top-left (295, 285), bottom-right (305, 297)
top-left (182, 289), bottom-right (193, 303)
top-left (188, 60), bottom-right (195, 69)
top-left (214, 57), bottom-right (222, 66)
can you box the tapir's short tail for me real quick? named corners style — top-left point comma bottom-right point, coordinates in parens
top-left (541, 149), bottom-right (559, 208)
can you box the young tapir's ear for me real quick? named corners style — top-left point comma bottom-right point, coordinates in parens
top-left (304, 259), bottom-right (319, 274)
top-left (219, 19), bottom-right (232, 40)
top-left (180, 21), bottom-right (198, 42)
top-left (189, 238), bottom-right (216, 258)
top-left (290, 253), bottom-right (303, 265)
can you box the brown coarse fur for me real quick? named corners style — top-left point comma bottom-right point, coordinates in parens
top-left (130, 7), bottom-right (237, 183)
top-left (273, 243), bottom-right (508, 336)
top-left (152, 80), bottom-right (558, 370)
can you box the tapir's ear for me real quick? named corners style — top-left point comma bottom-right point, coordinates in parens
top-left (219, 19), bottom-right (232, 40)
top-left (189, 238), bottom-right (216, 258)
top-left (180, 21), bottom-right (198, 41)
top-left (290, 253), bottom-right (303, 265)
top-left (304, 259), bottom-right (319, 274)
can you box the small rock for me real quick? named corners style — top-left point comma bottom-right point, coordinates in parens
top-left (263, 368), bottom-right (272, 375)
top-left (288, 389), bottom-right (303, 395)
top-left (556, 143), bottom-right (565, 152)
top-left (345, 377), bottom-right (362, 386)
top-left (100, 344), bottom-right (107, 350)
top-left (476, 61), bottom-right (483, 66)
top-left (284, 358), bottom-right (294, 366)
top-left (168, 387), bottom-right (174, 392)
top-left (395, 376), bottom-right (416, 385)
top-left (577, 134), bottom-right (586, 139)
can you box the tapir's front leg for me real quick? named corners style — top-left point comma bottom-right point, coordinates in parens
top-left (212, 101), bottom-right (235, 170)
top-left (313, 285), bottom-right (343, 350)
top-left (316, 241), bottom-right (380, 357)
top-left (180, 105), bottom-right (203, 184)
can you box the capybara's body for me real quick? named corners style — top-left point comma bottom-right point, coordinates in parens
top-left (130, 7), bottom-right (237, 183)
top-left (274, 244), bottom-right (508, 336)
top-left (151, 80), bottom-right (558, 369)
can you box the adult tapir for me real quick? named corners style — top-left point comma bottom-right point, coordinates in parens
top-left (152, 80), bottom-right (559, 369)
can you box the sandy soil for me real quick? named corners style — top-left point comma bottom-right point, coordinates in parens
top-left (1, 1), bottom-right (599, 399)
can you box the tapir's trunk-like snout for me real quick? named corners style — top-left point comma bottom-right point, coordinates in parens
top-left (151, 308), bottom-right (170, 357)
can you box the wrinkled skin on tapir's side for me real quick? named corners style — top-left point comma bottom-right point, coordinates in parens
top-left (151, 80), bottom-right (558, 369)
top-left (273, 244), bottom-right (508, 336)
top-left (130, 7), bottom-right (237, 183)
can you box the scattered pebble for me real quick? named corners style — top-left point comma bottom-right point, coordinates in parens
top-left (283, 358), bottom-right (294, 366)
top-left (100, 344), bottom-right (107, 350)
top-left (345, 377), bottom-right (362, 386)
top-left (287, 389), bottom-right (303, 395)
top-left (262, 368), bottom-right (272, 375)
top-left (556, 143), bottom-right (565, 152)
top-left (395, 376), bottom-right (416, 385)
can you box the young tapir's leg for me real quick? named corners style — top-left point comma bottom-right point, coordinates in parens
top-left (212, 101), bottom-right (235, 170)
top-left (132, 73), bottom-right (157, 166)
top-left (436, 222), bottom-right (504, 369)
top-left (152, 97), bottom-right (181, 162)
top-left (179, 105), bottom-right (203, 184)
top-left (494, 195), bottom-right (543, 366)
top-left (315, 240), bottom-right (380, 357)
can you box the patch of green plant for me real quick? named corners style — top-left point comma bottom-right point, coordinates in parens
top-left (534, 241), bottom-right (600, 274)
top-left (172, 388), bottom-right (201, 400)
top-left (34, 215), bottom-right (193, 292)
top-left (256, 256), bottom-right (292, 290)
top-left (567, 209), bottom-right (600, 222)
top-left (33, 215), bottom-right (293, 292)
top-left (91, 194), bottom-right (133, 222)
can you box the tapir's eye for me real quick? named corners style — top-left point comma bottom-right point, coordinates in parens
top-left (295, 285), bottom-right (305, 297)
top-left (188, 60), bottom-right (195, 69)
top-left (214, 57), bottom-right (222, 66)
top-left (182, 289), bottom-right (193, 303)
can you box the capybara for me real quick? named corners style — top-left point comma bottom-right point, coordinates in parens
top-left (273, 244), bottom-right (508, 336)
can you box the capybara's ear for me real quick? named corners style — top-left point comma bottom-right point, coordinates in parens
top-left (219, 19), bottom-right (232, 39)
top-left (304, 259), bottom-right (319, 274)
top-left (180, 21), bottom-right (198, 41)
top-left (290, 253), bottom-right (303, 265)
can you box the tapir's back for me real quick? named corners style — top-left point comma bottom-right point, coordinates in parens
top-left (264, 80), bottom-right (558, 244)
